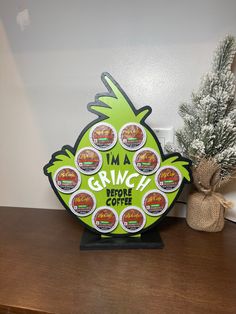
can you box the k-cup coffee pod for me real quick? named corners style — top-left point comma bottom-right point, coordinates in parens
top-left (69, 190), bottom-right (96, 217)
top-left (142, 190), bottom-right (168, 216)
top-left (92, 207), bottom-right (118, 233)
top-left (119, 123), bottom-right (146, 151)
top-left (53, 166), bottom-right (81, 194)
top-left (89, 122), bottom-right (117, 151)
top-left (155, 166), bottom-right (182, 192)
top-left (133, 148), bottom-right (160, 175)
top-left (75, 147), bottom-right (102, 175)
top-left (120, 206), bottom-right (146, 233)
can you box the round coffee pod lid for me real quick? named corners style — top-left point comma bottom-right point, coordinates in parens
top-left (155, 166), bottom-right (182, 193)
top-left (120, 206), bottom-right (146, 233)
top-left (142, 189), bottom-right (168, 216)
top-left (69, 190), bottom-right (96, 217)
top-left (92, 207), bottom-right (118, 233)
top-left (75, 147), bottom-right (102, 175)
top-left (133, 147), bottom-right (160, 175)
top-left (119, 123), bottom-right (146, 151)
top-left (53, 166), bottom-right (81, 194)
top-left (89, 122), bottom-right (117, 151)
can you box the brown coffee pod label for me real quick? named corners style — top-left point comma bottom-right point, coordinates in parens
top-left (92, 207), bottom-right (118, 233)
top-left (155, 166), bottom-right (182, 192)
top-left (90, 123), bottom-right (117, 151)
top-left (120, 207), bottom-right (146, 233)
top-left (75, 147), bottom-right (102, 175)
top-left (133, 148), bottom-right (160, 175)
top-left (53, 166), bottom-right (81, 194)
top-left (142, 190), bottom-right (168, 216)
top-left (69, 190), bottom-right (96, 216)
top-left (119, 123), bottom-right (146, 150)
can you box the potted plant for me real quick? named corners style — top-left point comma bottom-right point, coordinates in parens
top-left (166, 35), bottom-right (236, 232)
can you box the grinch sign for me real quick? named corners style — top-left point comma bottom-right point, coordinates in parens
top-left (44, 73), bottom-right (192, 248)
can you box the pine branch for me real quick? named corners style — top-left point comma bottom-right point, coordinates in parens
top-left (215, 146), bottom-right (236, 176)
top-left (212, 35), bottom-right (236, 72)
top-left (175, 35), bottom-right (236, 178)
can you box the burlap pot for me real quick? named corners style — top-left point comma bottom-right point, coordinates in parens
top-left (186, 159), bottom-right (232, 232)
top-left (187, 192), bottom-right (224, 232)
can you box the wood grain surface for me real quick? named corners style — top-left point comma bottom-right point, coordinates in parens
top-left (0, 207), bottom-right (236, 314)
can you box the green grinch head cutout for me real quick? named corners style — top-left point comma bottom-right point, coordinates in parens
top-left (44, 73), bottom-right (192, 236)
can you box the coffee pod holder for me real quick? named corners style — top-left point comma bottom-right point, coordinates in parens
top-left (44, 73), bottom-right (192, 250)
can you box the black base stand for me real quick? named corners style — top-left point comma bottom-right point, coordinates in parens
top-left (80, 228), bottom-right (164, 250)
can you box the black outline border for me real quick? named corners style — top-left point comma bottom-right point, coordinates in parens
top-left (43, 72), bottom-right (192, 238)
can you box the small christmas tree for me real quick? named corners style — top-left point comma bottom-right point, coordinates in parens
top-left (167, 35), bottom-right (236, 180)
top-left (166, 36), bottom-right (236, 232)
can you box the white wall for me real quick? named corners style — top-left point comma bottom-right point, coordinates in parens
top-left (0, 0), bottom-right (236, 219)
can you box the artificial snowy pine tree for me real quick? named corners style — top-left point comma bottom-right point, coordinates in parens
top-left (166, 36), bottom-right (236, 232)
top-left (167, 35), bottom-right (236, 180)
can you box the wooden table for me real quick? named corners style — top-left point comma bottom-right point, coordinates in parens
top-left (0, 207), bottom-right (236, 314)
